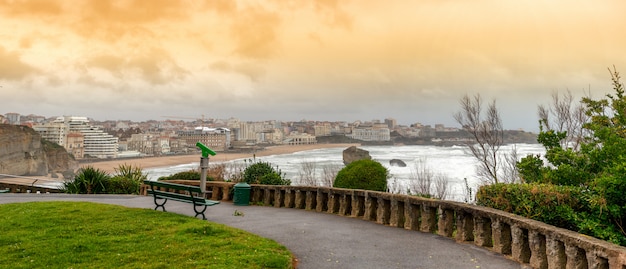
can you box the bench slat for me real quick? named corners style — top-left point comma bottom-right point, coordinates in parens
top-left (144, 180), bottom-right (202, 193)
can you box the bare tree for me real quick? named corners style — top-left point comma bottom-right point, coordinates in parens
top-left (433, 174), bottom-right (449, 200)
top-left (538, 89), bottom-right (590, 150)
top-left (321, 164), bottom-right (341, 187)
top-left (407, 157), bottom-right (449, 199)
top-left (454, 94), bottom-right (504, 184)
top-left (501, 145), bottom-right (521, 183)
top-left (298, 160), bottom-right (317, 186)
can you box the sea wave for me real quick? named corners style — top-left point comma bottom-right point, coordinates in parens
top-left (145, 144), bottom-right (546, 202)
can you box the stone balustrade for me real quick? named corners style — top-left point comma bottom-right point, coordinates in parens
top-left (142, 181), bottom-right (626, 269)
top-left (0, 182), bottom-right (61, 194)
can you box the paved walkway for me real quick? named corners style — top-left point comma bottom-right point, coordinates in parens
top-left (0, 194), bottom-right (529, 269)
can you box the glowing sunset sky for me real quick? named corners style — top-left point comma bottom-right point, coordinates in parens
top-left (1, 0), bottom-right (625, 131)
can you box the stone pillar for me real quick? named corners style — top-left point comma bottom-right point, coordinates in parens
top-left (511, 225), bottom-right (531, 263)
top-left (546, 237), bottom-right (565, 269)
top-left (376, 198), bottom-right (390, 225)
top-left (492, 220), bottom-right (512, 255)
top-left (474, 217), bottom-right (493, 247)
top-left (390, 199), bottom-right (405, 228)
top-left (263, 188), bottom-right (273, 206)
top-left (284, 189), bottom-right (295, 208)
top-left (252, 188), bottom-right (263, 204)
top-left (404, 203), bottom-right (420, 231)
top-left (328, 190), bottom-right (340, 214)
top-left (274, 189), bottom-right (284, 208)
top-left (437, 207), bottom-right (454, 237)
top-left (316, 190), bottom-right (327, 212)
top-left (420, 206), bottom-right (437, 233)
top-left (565, 244), bottom-right (587, 269)
top-left (586, 250), bottom-right (609, 269)
top-left (363, 194), bottom-right (377, 221)
top-left (338, 194), bottom-right (351, 216)
top-left (351, 194), bottom-right (364, 218)
top-left (455, 212), bottom-right (474, 242)
top-left (529, 230), bottom-right (547, 269)
top-left (294, 190), bottom-right (305, 209)
top-left (305, 191), bottom-right (316, 210)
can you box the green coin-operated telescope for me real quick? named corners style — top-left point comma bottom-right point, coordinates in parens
top-left (196, 142), bottom-right (216, 158)
top-left (196, 142), bottom-right (216, 197)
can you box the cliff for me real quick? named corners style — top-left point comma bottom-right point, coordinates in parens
top-left (0, 124), bottom-right (77, 178)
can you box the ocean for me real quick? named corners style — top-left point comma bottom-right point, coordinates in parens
top-left (144, 144), bottom-right (546, 202)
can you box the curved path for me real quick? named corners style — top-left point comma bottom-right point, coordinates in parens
top-left (0, 194), bottom-right (529, 269)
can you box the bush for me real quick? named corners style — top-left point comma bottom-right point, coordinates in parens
top-left (477, 183), bottom-right (582, 230)
top-left (64, 164), bottom-right (147, 195)
top-left (158, 170), bottom-right (205, 181)
top-left (63, 166), bottom-right (110, 194)
top-left (243, 161), bottom-right (290, 185)
top-left (477, 182), bottom-right (626, 246)
top-left (333, 159), bottom-right (389, 191)
top-left (107, 175), bottom-right (142, 194)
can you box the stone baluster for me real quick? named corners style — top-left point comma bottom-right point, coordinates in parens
top-left (511, 225), bottom-right (531, 263)
top-left (437, 207), bottom-right (454, 237)
top-left (420, 205), bottom-right (437, 233)
top-left (529, 230), bottom-right (547, 269)
top-left (492, 220), bottom-right (512, 255)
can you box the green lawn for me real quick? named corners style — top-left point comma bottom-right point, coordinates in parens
top-left (0, 202), bottom-right (293, 269)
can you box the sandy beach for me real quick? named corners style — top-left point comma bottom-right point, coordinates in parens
top-left (82, 143), bottom-right (359, 173)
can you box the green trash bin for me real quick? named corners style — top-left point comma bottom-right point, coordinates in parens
top-left (233, 182), bottom-right (251, 206)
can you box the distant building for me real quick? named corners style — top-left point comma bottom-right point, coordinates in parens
top-left (176, 127), bottom-right (231, 151)
top-left (348, 128), bottom-right (391, 141)
top-left (284, 132), bottom-right (317, 145)
top-left (5, 113), bottom-right (20, 124)
top-left (33, 116), bottom-right (118, 159)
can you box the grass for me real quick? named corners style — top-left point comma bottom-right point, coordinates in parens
top-left (0, 202), bottom-right (293, 269)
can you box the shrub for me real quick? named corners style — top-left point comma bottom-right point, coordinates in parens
top-left (477, 182), bottom-right (626, 246)
top-left (333, 159), bottom-right (389, 191)
top-left (158, 170), bottom-right (201, 181)
top-left (243, 161), bottom-right (290, 185)
top-left (107, 175), bottom-right (142, 194)
top-left (477, 183), bottom-right (582, 230)
top-left (63, 166), bottom-right (110, 194)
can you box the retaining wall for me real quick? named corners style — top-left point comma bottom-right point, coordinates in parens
top-left (141, 181), bottom-right (626, 269)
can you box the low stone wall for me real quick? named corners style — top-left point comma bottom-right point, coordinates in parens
top-left (0, 182), bottom-right (62, 194)
top-left (141, 181), bottom-right (626, 269)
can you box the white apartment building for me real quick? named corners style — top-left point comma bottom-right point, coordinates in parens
top-left (34, 116), bottom-right (118, 159)
top-left (348, 128), bottom-right (391, 141)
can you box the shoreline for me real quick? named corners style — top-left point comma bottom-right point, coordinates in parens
top-left (82, 143), bottom-right (360, 173)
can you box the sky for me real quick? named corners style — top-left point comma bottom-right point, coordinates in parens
top-left (1, 0), bottom-right (626, 132)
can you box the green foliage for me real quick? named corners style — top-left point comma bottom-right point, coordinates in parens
top-left (509, 68), bottom-right (626, 246)
top-left (333, 159), bottom-right (389, 191)
top-left (63, 166), bottom-right (110, 194)
top-left (158, 170), bottom-right (208, 181)
top-left (477, 183), bottom-right (582, 230)
top-left (0, 202), bottom-right (292, 268)
top-left (243, 161), bottom-right (291, 185)
top-left (478, 182), bottom-right (626, 246)
top-left (64, 164), bottom-right (147, 194)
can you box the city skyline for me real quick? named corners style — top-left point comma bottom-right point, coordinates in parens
top-left (1, 1), bottom-right (626, 132)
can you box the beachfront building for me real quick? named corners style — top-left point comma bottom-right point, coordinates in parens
top-left (176, 127), bottom-right (231, 152)
top-left (348, 127), bottom-right (391, 141)
top-left (34, 116), bottom-right (118, 159)
top-left (284, 132), bottom-right (317, 145)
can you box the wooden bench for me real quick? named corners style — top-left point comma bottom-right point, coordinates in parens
top-left (144, 180), bottom-right (219, 220)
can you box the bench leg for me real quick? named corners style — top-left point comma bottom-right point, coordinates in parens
top-left (194, 204), bottom-right (208, 220)
top-left (153, 197), bottom-right (168, 212)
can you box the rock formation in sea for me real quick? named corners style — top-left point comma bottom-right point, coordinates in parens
top-left (342, 146), bottom-right (371, 165)
top-left (389, 159), bottom-right (407, 167)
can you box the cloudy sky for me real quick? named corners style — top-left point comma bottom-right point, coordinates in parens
top-left (1, 0), bottom-right (625, 131)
